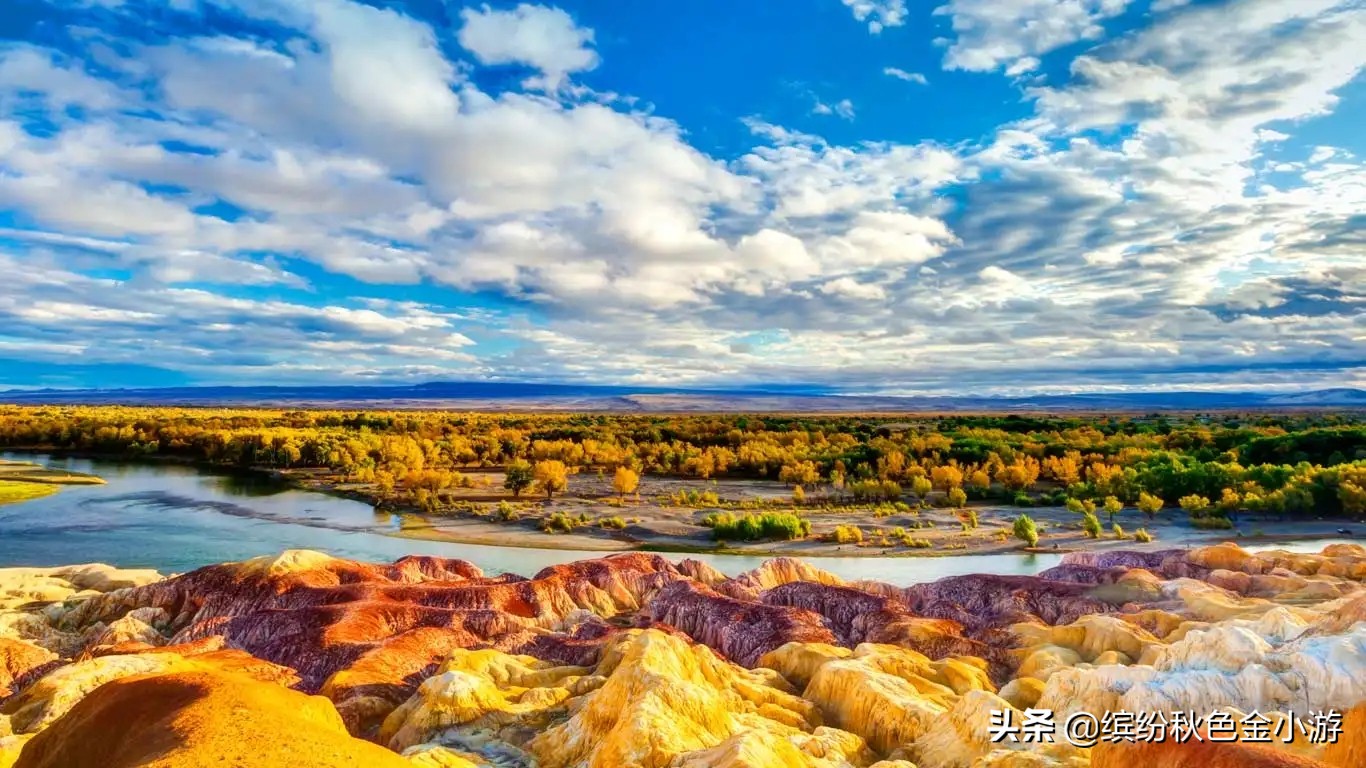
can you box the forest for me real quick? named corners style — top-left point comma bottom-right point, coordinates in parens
top-left (0, 405), bottom-right (1363, 522)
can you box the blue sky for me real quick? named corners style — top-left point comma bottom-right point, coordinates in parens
top-left (0, 0), bottom-right (1362, 394)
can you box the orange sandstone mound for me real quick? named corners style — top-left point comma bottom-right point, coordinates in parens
top-left (12, 669), bottom-right (413, 768)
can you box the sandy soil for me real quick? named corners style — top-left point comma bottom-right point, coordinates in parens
top-left (282, 469), bottom-right (1361, 559)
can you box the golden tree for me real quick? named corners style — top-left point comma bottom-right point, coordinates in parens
top-left (533, 460), bottom-right (569, 499)
top-left (613, 466), bottom-right (639, 500)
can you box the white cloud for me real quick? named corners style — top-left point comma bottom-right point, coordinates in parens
top-left (883, 67), bottom-right (928, 84)
top-left (812, 97), bottom-right (856, 120)
top-left (458, 3), bottom-right (598, 91)
top-left (1004, 57), bottom-right (1040, 77)
top-left (741, 122), bottom-right (961, 219)
top-left (934, 0), bottom-right (1134, 72)
top-left (0, 0), bottom-right (1360, 394)
top-left (819, 276), bottom-right (887, 301)
top-left (841, 0), bottom-right (908, 33)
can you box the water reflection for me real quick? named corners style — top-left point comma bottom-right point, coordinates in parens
top-left (216, 471), bottom-right (293, 498)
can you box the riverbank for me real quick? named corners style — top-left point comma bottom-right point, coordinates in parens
top-left (278, 466), bottom-right (1361, 559)
top-left (4, 448), bottom-right (1358, 559)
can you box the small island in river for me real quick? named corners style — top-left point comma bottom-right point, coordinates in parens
top-left (0, 459), bottom-right (104, 506)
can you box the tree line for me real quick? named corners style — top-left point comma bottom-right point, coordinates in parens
top-left (0, 406), bottom-right (1361, 518)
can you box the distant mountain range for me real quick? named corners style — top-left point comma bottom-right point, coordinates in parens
top-left (1, 382), bottom-right (1363, 412)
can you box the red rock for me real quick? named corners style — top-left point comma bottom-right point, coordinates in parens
top-left (1060, 549), bottom-right (1213, 579)
top-left (643, 580), bottom-right (837, 666)
top-left (0, 639), bottom-right (57, 700)
top-left (903, 574), bottom-right (1113, 634)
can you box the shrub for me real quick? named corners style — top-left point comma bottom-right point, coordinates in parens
top-left (1179, 494), bottom-right (1211, 516)
top-left (1112, 522), bottom-right (1126, 539)
top-left (493, 501), bottom-right (520, 522)
top-left (1013, 492), bottom-right (1034, 507)
top-left (672, 489), bottom-right (721, 507)
top-left (849, 479), bottom-right (903, 502)
top-left (831, 524), bottom-right (864, 544)
top-left (1081, 510), bottom-right (1102, 539)
top-left (599, 516), bottom-right (627, 529)
top-left (540, 512), bottom-right (578, 533)
top-left (1191, 515), bottom-right (1233, 530)
top-left (706, 512), bottom-right (810, 541)
top-left (1137, 492), bottom-right (1164, 519)
top-left (1133, 528), bottom-right (1154, 543)
top-left (1013, 515), bottom-right (1039, 547)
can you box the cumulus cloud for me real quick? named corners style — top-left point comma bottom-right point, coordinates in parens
top-left (457, 3), bottom-right (599, 91)
top-left (0, 0), bottom-right (1360, 394)
top-left (811, 97), bottom-right (857, 120)
top-left (935, 0), bottom-right (1133, 72)
top-left (841, 0), bottom-right (908, 33)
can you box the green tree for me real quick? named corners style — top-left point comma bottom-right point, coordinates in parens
top-left (1013, 514), bottom-right (1039, 548)
top-left (504, 460), bottom-right (534, 497)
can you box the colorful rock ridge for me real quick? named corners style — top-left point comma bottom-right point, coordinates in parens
top-left (3, 542), bottom-right (1366, 767)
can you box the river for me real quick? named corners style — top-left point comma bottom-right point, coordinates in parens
top-left (0, 453), bottom-right (1349, 584)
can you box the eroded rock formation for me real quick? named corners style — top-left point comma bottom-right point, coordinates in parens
top-left (1, 542), bottom-right (1365, 767)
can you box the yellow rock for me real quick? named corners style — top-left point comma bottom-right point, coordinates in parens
top-left (997, 677), bottom-right (1045, 710)
top-left (975, 750), bottom-right (1088, 767)
top-left (379, 649), bottom-right (589, 751)
top-left (759, 642), bottom-right (853, 690)
top-left (723, 558), bottom-right (846, 599)
top-left (670, 727), bottom-right (873, 768)
top-left (524, 630), bottom-right (831, 768)
top-left (1015, 646), bottom-right (1082, 682)
top-left (1188, 543), bottom-right (1261, 573)
top-left (383, 630), bottom-right (855, 768)
top-left (0, 565), bottom-right (161, 611)
top-left (802, 644), bottom-right (993, 755)
top-left (0, 735), bottom-right (30, 768)
top-left (83, 607), bottom-right (168, 649)
top-left (1013, 614), bottom-right (1160, 666)
top-left (0, 652), bottom-right (197, 735)
top-left (236, 549), bottom-right (340, 579)
top-left (1118, 609), bottom-right (1187, 640)
top-left (401, 744), bottom-right (487, 767)
top-left (910, 689), bottom-right (1014, 768)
